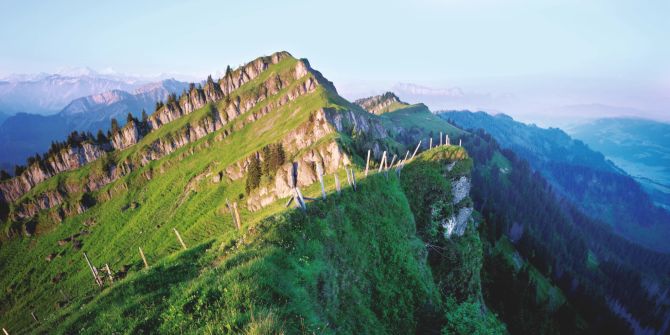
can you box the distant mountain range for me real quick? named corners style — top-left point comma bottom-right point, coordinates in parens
top-left (567, 117), bottom-right (670, 210)
top-left (0, 79), bottom-right (188, 171)
top-left (439, 110), bottom-right (670, 253)
top-left (0, 71), bottom-right (147, 116)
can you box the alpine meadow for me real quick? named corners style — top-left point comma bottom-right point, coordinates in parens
top-left (1, 2), bottom-right (669, 334)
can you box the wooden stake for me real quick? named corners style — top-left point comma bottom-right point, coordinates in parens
top-left (440, 132), bottom-right (443, 146)
top-left (411, 141), bottom-right (422, 160)
top-left (83, 252), bottom-right (103, 287)
top-left (232, 202), bottom-right (242, 231)
top-left (364, 150), bottom-right (370, 176)
top-left (334, 173), bottom-right (341, 194)
top-left (429, 137), bottom-right (433, 149)
top-left (345, 166), bottom-right (352, 187)
top-left (446, 134), bottom-right (450, 146)
top-left (350, 168), bottom-right (357, 190)
top-left (285, 196), bottom-right (294, 207)
top-left (388, 155), bottom-right (397, 171)
top-left (104, 263), bottom-right (114, 283)
top-left (226, 199), bottom-right (239, 230)
top-left (31, 311), bottom-right (38, 323)
top-left (139, 247), bottom-right (149, 269)
top-left (378, 151), bottom-right (387, 173)
top-left (317, 164), bottom-right (326, 200)
top-left (459, 139), bottom-right (462, 147)
top-left (3, 327), bottom-right (9, 335)
top-left (296, 187), bottom-right (306, 209)
top-left (398, 151), bottom-right (409, 169)
top-left (173, 228), bottom-right (187, 250)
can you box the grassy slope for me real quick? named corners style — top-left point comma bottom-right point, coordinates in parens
top-left (48, 172), bottom-right (438, 334)
top-left (0, 57), bottom-right (351, 332)
top-left (379, 103), bottom-right (462, 138)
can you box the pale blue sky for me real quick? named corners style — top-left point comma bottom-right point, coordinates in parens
top-left (1, 0), bottom-right (668, 122)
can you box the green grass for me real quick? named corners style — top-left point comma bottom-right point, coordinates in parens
top-left (17, 160), bottom-right (442, 334)
top-left (379, 103), bottom-right (463, 138)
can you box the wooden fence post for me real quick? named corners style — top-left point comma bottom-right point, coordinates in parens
top-left (350, 168), bottom-right (357, 190)
top-left (232, 202), bottom-right (242, 230)
top-left (365, 150), bottom-right (371, 176)
top-left (459, 139), bottom-right (462, 147)
top-left (31, 311), bottom-right (38, 323)
top-left (104, 263), bottom-right (114, 283)
top-left (139, 247), bottom-right (149, 269)
top-left (388, 155), bottom-right (397, 171)
top-left (411, 141), bottom-right (422, 160)
top-left (2, 327), bottom-right (9, 335)
top-left (226, 199), bottom-right (240, 231)
top-left (173, 228), bottom-right (187, 250)
top-left (429, 137), bottom-right (433, 149)
top-left (440, 132), bottom-right (443, 146)
top-left (378, 151), bottom-right (387, 173)
top-left (334, 173), bottom-right (341, 194)
top-left (83, 252), bottom-right (103, 287)
top-left (345, 166), bottom-right (352, 187)
top-left (317, 164), bottom-right (326, 200)
top-left (295, 187), bottom-right (306, 209)
top-left (446, 134), bottom-right (450, 146)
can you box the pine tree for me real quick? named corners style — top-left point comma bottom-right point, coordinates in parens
top-left (0, 169), bottom-right (10, 181)
top-left (141, 109), bottom-right (149, 123)
top-left (225, 65), bottom-right (232, 79)
top-left (110, 118), bottom-right (120, 135)
top-left (261, 145), bottom-right (272, 176)
top-left (96, 130), bottom-right (108, 144)
top-left (126, 112), bottom-right (135, 124)
top-left (14, 165), bottom-right (26, 176)
top-left (275, 143), bottom-right (285, 168)
top-left (245, 154), bottom-right (262, 194)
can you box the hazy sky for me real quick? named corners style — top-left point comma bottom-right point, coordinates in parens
top-left (1, 0), bottom-right (668, 123)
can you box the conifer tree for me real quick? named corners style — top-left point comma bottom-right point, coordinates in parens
top-left (261, 145), bottom-right (272, 176)
top-left (110, 118), bottom-right (120, 135)
top-left (141, 109), bottom-right (149, 123)
top-left (96, 129), bottom-right (108, 144)
top-left (14, 165), bottom-right (26, 176)
top-left (245, 154), bottom-right (262, 194)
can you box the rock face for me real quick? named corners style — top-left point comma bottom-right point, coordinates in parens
top-left (0, 142), bottom-right (110, 203)
top-left (442, 207), bottom-right (473, 237)
top-left (354, 92), bottom-right (408, 115)
top-left (247, 140), bottom-right (350, 211)
top-left (111, 121), bottom-right (140, 150)
top-left (441, 175), bottom-right (473, 238)
top-left (451, 176), bottom-right (471, 205)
